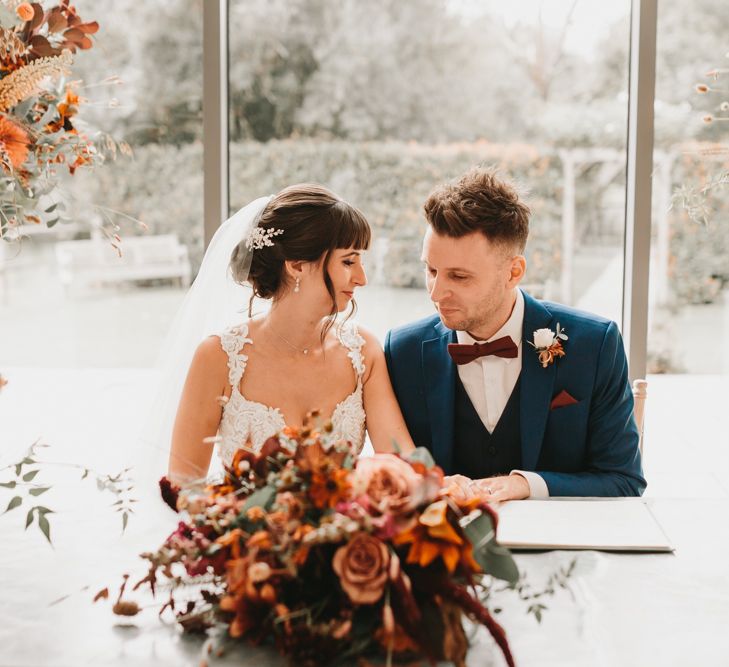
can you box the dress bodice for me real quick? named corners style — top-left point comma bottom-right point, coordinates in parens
top-left (216, 320), bottom-right (366, 465)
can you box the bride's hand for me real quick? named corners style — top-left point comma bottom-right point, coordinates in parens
top-left (468, 474), bottom-right (530, 502)
top-left (443, 474), bottom-right (481, 502)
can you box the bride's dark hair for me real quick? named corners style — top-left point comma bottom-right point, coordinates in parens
top-left (230, 183), bottom-right (371, 331)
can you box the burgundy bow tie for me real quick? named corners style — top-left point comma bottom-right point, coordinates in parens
top-left (447, 335), bottom-right (518, 365)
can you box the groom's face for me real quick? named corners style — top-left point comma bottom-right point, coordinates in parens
top-left (422, 228), bottom-right (523, 334)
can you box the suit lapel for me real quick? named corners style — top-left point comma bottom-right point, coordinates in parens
top-left (520, 290), bottom-right (557, 470)
top-left (422, 321), bottom-right (457, 474)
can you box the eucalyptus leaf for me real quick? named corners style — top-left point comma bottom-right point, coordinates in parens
top-left (405, 446), bottom-right (435, 468)
top-left (22, 470), bottom-right (39, 482)
top-left (36, 506), bottom-right (54, 515)
top-left (13, 97), bottom-right (34, 119)
top-left (461, 510), bottom-right (519, 584)
top-left (0, 481), bottom-right (17, 489)
top-left (38, 515), bottom-right (52, 544)
top-left (34, 105), bottom-right (58, 129)
top-left (4, 496), bottom-right (22, 513)
top-left (29, 487), bottom-right (50, 497)
top-left (122, 512), bottom-right (128, 532)
top-left (241, 485), bottom-right (276, 514)
top-left (25, 509), bottom-right (35, 529)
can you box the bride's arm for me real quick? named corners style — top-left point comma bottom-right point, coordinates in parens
top-left (168, 337), bottom-right (229, 484)
top-left (359, 327), bottom-right (416, 454)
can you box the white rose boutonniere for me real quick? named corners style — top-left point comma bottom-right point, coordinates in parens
top-left (529, 323), bottom-right (568, 368)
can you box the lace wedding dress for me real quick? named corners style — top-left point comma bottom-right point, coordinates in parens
top-left (216, 320), bottom-right (366, 465)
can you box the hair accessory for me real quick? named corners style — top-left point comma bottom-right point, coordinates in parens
top-left (245, 225), bottom-right (284, 251)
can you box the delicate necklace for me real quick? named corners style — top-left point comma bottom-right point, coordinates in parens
top-left (270, 327), bottom-right (315, 355)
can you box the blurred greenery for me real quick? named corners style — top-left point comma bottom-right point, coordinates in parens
top-left (61, 0), bottom-right (729, 315)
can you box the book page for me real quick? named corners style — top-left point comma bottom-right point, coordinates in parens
top-left (496, 499), bottom-right (673, 552)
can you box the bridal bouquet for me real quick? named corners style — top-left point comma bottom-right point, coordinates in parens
top-left (0, 0), bottom-right (123, 238)
top-left (103, 421), bottom-right (520, 667)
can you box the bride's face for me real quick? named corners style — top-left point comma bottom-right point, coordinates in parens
top-left (311, 247), bottom-right (368, 312)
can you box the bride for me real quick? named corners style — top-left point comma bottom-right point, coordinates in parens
top-left (167, 183), bottom-right (416, 483)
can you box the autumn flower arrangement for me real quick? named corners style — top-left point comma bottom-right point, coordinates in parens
top-left (0, 0), bottom-right (126, 239)
top-left (101, 421), bottom-right (521, 667)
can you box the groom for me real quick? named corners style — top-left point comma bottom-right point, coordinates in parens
top-left (385, 167), bottom-right (646, 500)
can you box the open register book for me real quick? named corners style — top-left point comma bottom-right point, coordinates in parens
top-left (496, 498), bottom-right (674, 552)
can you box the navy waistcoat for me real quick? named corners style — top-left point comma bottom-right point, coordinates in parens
top-left (451, 376), bottom-right (522, 478)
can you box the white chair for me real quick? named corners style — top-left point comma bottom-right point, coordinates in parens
top-left (632, 378), bottom-right (648, 455)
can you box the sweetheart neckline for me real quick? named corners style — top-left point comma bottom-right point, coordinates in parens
top-left (226, 382), bottom-right (362, 430)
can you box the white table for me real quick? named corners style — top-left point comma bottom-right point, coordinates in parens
top-left (1, 369), bottom-right (728, 666)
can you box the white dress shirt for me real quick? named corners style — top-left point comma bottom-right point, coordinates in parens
top-left (456, 289), bottom-right (549, 498)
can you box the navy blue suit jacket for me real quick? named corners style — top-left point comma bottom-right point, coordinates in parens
top-left (384, 290), bottom-right (646, 497)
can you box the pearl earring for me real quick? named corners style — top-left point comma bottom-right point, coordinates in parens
top-left (294, 277), bottom-right (300, 293)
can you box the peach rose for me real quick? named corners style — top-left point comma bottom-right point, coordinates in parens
top-left (332, 533), bottom-right (389, 604)
top-left (352, 453), bottom-right (438, 515)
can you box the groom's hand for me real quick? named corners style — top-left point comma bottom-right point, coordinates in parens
top-left (471, 474), bottom-right (530, 501)
top-left (443, 474), bottom-right (481, 502)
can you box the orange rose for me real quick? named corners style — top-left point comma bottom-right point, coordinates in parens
top-left (16, 3), bottom-right (34, 22)
top-left (332, 533), bottom-right (389, 604)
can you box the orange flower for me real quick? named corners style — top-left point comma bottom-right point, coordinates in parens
top-left (246, 530), bottom-right (273, 550)
top-left (537, 341), bottom-right (566, 368)
top-left (58, 89), bottom-right (81, 117)
top-left (46, 88), bottom-right (82, 134)
top-left (246, 506), bottom-right (266, 522)
top-left (309, 468), bottom-right (351, 509)
top-left (0, 116), bottom-right (30, 170)
top-left (215, 527), bottom-right (246, 558)
top-left (291, 524), bottom-right (314, 565)
top-left (16, 3), bottom-right (34, 21)
top-left (393, 500), bottom-right (481, 574)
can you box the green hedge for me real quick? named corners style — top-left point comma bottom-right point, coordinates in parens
top-left (68, 140), bottom-right (729, 304)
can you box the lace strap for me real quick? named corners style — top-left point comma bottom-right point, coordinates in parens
top-left (337, 321), bottom-right (365, 381)
top-left (219, 323), bottom-right (252, 389)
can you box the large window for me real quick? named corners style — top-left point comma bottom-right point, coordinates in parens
top-left (647, 0), bottom-right (729, 374)
top-left (0, 0), bottom-right (203, 368)
top-left (227, 0), bottom-right (632, 340)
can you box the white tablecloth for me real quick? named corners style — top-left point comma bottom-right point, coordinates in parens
top-left (1, 369), bottom-right (728, 666)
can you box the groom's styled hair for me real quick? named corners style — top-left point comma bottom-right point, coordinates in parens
top-left (423, 167), bottom-right (530, 252)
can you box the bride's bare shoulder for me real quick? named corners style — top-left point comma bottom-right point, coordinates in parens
top-left (191, 335), bottom-right (229, 371)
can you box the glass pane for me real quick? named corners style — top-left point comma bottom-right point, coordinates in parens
top-left (0, 0), bottom-right (203, 368)
top-left (228, 0), bottom-right (632, 339)
top-left (649, 0), bottom-right (729, 375)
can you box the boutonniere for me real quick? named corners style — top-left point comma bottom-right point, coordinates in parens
top-left (529, 323), bottom-right (568, 368)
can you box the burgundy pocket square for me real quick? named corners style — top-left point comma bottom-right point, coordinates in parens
top-left (550, 390), bottom-right (579, 410)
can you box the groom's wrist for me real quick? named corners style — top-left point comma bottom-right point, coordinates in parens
top-left (510, 470), bottom-right (549, 499)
